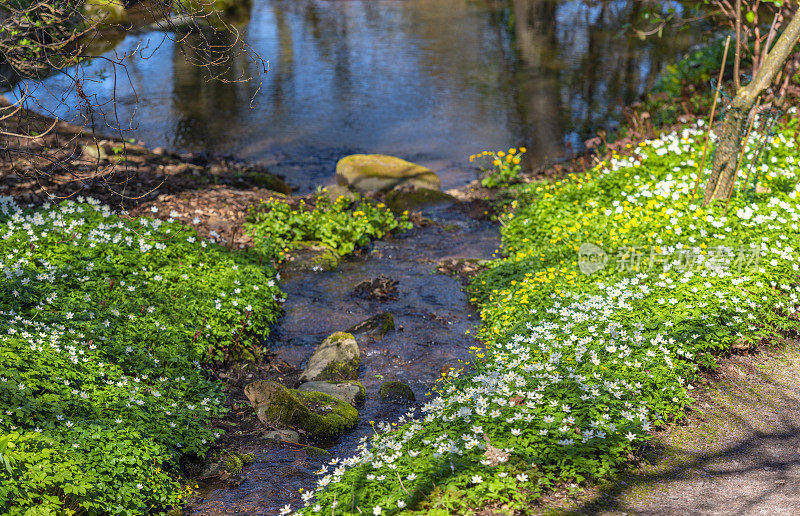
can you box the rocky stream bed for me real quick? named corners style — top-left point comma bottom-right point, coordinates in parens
top-left (184, 198), bottom-right (500, 515)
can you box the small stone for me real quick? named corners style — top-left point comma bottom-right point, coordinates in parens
top-left (299, 332), bottom-right (360, 382)
top-left (81, 144), bottom-right (108, 161)
top-left (263, 429), bottom-right (300, 444)
top-left (379, 381), bottom-right (415, 402)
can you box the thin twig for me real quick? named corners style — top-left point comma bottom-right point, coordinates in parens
top-left (693, 35), bottom-right (732, 198)
top-left (724, 99), bottom-right (759, 214)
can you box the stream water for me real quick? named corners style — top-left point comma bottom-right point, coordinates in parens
top-left (6, 0), bottom-right (699, 192)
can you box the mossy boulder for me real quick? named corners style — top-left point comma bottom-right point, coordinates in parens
top-left (83, 0), bottom-right (130, 27)
top-left (385, 187), bottom-right (457, 213)
top-left (299, 332), bottom-right (360, 382)
top-left (298, 380), bottom-right (366, 407)
top-left (346, 313), bottom-right (395, 341)
top-left (282, 242), bottom-right (340, 273)
top-left (379, 381), bottom-right (416, 402)
top-left (336, 154), bottom-right (441, 194)
top-left (305, 446), bottom-right (331, 459)
top-left (244, 380), bottom-right (358, 438)
top-left (223, 451), bottom-right (254, 475)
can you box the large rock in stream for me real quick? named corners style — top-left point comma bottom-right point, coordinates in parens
top-left (336, 154), bottom-right (441, 194)
top-left (244, 380), bottom-right (357, 438)
top-left (299, 332), bottom-right (361, 382)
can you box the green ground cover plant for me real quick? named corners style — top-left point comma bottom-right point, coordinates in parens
top-left (245, 193), bottom-right (411, 261)
top-left (0, 198), bottom-right (283, 514)
top-left (289, 114), bottom-right (800, 515)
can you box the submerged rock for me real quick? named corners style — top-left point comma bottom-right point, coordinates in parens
top-left (282, 242), bottom-right (340, 273)
top-left (346, 313), bottom-right (395, 341)
top-left (263, 429), bottom-right (300, 444)
top-left (352, 276), bottom-right (398, 302)
top-left (244, 170), bottom-right (291, 195)
top-left (244, 380), bottom-right (358, 438)
top-left (385, 187), bottom-right (457, 213)
top-left (299, 332), bottom-right (360, 382)
top-left (379, 381), bottom-right (416, 402)
top-left (298, 380), bottom-right (366, 407)
top-left (336, 154), bottom-right (441, 194)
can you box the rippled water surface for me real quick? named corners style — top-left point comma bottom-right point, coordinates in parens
top-left (10, 0), bottom-right (696, 191)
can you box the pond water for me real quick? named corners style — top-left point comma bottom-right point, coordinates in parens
top-left (8, 0), bottom-right (697, 193)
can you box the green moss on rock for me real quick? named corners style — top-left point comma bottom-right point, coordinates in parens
top-left (385, 188), bottom-right (457, 213)
top-left (244, 380), bottom-right (358, 438)
top-left (379, 381), bottom-right (416, 402)
top-left (283, 241), bottom-right (340, 273)
top-left (246, 171), bottom-right (291, 195)
top-left (305, 446), bottom-right (331, 459)
top-left (347, 313), bottom-right (395, 341)
top-left (336, 154), bottom-right (441, 194)
top-left (222, 451), bottom-right (254, 475)
top-left (299, 332), bottom-right (360, 382)
top-left (298, 380), bottom-right (366, 406)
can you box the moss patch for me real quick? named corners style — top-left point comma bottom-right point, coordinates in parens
top-left (245, 380), bottom-right (358, 438)
top-left (385, 188), bottom-right (457, 213)
top-left (379, 381), bottom-right (415, 402)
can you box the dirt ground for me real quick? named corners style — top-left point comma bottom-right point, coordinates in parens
top-left (535, 340), bottom-right (800, 516)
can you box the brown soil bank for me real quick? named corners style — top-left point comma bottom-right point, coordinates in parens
top-left (0, 97), bottom-right (289, 247)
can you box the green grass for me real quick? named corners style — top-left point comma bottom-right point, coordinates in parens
top-left (0, 197), bottom-right (283, 514)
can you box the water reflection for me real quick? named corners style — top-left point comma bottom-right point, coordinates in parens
top-left (6, 0), bottom-right (697, 190)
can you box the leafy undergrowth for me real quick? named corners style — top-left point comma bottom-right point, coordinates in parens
top-left (0, 190), bottom-right (410, 514)
top-left (290, 116), bottom-right (800, 515)
top-left (246, 193), bottom-right (411, 261)
top-left (0, 198), bottom-right (283, 514)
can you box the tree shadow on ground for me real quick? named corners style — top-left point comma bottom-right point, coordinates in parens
top-left (562, 348), bottom-right (800, 515)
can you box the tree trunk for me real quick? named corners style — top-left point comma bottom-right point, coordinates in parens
top-left (703, 10), bottom-right (800, 205)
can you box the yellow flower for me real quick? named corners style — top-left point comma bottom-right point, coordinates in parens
top-left (497, 151), bottom-right (506, 157)
top-left (513, 158), bottom-right (520, 164)
top-left (520, 147), bottom-right (527, 153)
top-left (508, 148), bottom-right (516, 155)
top-left (493, 160), bottom-right (501, 166)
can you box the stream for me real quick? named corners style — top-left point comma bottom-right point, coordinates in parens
top-left (187, 199), bottom-right (501, 515)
